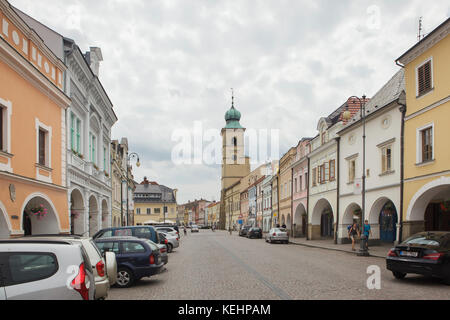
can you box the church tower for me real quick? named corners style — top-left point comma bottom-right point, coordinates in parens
top-left (219, 91), bottom-right (250, 229)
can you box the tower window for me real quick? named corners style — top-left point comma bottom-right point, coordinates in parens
top-left (232, 137), bottom-right (237, 146)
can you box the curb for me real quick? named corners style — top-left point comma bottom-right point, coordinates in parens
top-left (289, 240), bottom-right (386, 259)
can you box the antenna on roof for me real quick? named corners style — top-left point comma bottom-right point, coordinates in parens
top-left (418, 17), bottom-right (423, 42)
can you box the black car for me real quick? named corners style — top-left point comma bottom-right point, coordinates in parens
top-left (95, 236), bottom-right (164, 288)
top-left (239, 226), bottom-right (251, 237)
top-left (247, 227), bottom-right (263, 239)
top-left (386, 231), bottom-right (450, 285)
top-left (93, 226), bottom-right (159, 244)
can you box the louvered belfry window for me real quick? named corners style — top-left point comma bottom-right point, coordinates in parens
top-left (417, 61), bottom-right (432, 96)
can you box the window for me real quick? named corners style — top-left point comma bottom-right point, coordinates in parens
top-left (6, 253), bottom-right (57, 285)
top-left (103, 147), bottom-right (107, 171)
top-left (329, 160), bottom-right (335, 181)
top-left (136, 208), bottom-right (141, 215)
top-left (349, 159), bottom-right (356, 183)
top-left (421, 127), bottom-right (433, 162)
top-left (381, 146), bottom-right (392, 173)
top-left (38, 129), bottom-right (46, 166)
top-left (89, 133), bottom-right (96, 164)
top-left (70, 113), bottom-right (81, 153)
top-left (417, 59), bottom-right (432, 96)
top-left (299, 176), bottom-right (302, 191)
top-left (305, 173), bottom-right (308, 189)
top-left (147, 208), bottom-right (151, 215)
top-left (320, 164), bottom-right (326, 184)
top-left (312, 167), bottom-right (317, 187)
top-left (96, 241), bottom-right (120, 255)
top-left (113, 228), bottom-right (132, 237)
top-left (232, 137), bottom-right (237, 146)
top-left (154, 208), bottom-right (161, 214)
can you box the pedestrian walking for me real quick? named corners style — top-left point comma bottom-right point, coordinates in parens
top-left (363, 220), bottom-right (372, 250)
top-left (348, 223), bottom-right (359, 251)
top-left (183, 226), bottom-right (187, 236)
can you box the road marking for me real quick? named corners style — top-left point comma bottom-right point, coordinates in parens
top-left (211, 237), bottom-right (293, 300)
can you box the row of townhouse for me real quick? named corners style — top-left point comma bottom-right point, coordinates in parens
top-left (0, 0), bottom-right (137, 238)
top-left (177, 199), bottom-right (211, 226)
top-left (219, 18), bottom-right (450, 244)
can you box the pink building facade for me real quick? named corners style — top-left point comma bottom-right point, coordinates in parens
top-left (291, 138), bottom-right (312, 237)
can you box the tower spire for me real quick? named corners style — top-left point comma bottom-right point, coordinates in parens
top-left (231, 88), bottom-right (234, 109)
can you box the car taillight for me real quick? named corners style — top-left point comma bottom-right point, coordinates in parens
top-left (71, 263), bottom-right (90, 300)
top-left (273, 233), bottom-right (276, 236)
top-left (176, 238), bottom-right (179, 241)
top-left (423, 253), bottom-right (444, 261)
top-left (387, 249), bottom-right (397, 257)
top-left (149, 254), bottom-right (155, 264)
top-left (96, 260), bottom-right (105, 277)
top-left (160, 248), bottom-right (166, 253)
top-left (164, 239), bottom-right (168, 244)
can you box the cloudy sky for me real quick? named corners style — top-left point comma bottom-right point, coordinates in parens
top-left (10, 0), bottom-right (449, 204)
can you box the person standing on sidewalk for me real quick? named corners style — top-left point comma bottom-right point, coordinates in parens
top-left (363, 220), bottom-right (372, 250)
top-left (348, 223), bottom-right (359, 251)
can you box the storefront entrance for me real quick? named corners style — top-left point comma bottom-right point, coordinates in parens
top-left (379, 201), bottom-right (397, 243)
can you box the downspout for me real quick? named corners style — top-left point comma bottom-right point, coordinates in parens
top-left (291, 167), bottom-right (294, 238)
top-left (277, 174), bottom-right (280, 228)
top-left (306, 156), bottom-right (310, 241)
top-left (335, 137), bottom-right (341, 244)
top-left (396, 61), bottom-right (406, 244)
top-left (398, 98), bottom-right (406, 244)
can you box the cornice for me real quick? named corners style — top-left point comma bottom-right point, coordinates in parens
top-left (0, 38), bottom-right (70, 109)
top-left (398, 21), bottom-right (450, 65)
top-left (0, 1), bottom-right (66, 71)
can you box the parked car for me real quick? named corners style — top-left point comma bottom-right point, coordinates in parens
top-left (94, 226), bottom-right (159, 244)
top-left (151, 224), bottom-right (180, 234)
top-left (0, 239), bottom-right (95, 300)
top-left (386, 231), bottom-right (450, 285)
top-left (191, 225), bottom-right (199, 233)
top-left (159, 232), bottom-right (179, 253)
top-left (155, 226), bottom-right (179, 238)
top-left (19, 235), bottom-right (116, 300)
top-left (156, 244), bottom-right (168, 265)
top-left (239, 226), bottom-right (251, 237)
top-left (94, 236), bottom-right (164, 288)
top-left (247, 227), bottom-right (263, 239)
top-left (265, 228), bottom-right (289, 244)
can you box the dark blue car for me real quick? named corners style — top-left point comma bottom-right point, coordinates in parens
top-left (93, 226), bottom-right (160, 244)
top-left (94, 236), bottom-right (164, 288)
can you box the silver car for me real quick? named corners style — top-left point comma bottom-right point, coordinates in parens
top-left (22, 236), bottom-right (117, 300)
top-left (0, 239), bottom-right (95, 300)
top-left (266, 228), bottom-right (289, 244)
top-left (160, 232), bottom-right (179, 253)
top-left (155, 227), bottom-right (179, 238)
top-left (191, 225), bottom-right (199, 233)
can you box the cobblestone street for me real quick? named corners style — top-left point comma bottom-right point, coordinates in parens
top-left (108, 230), bottom-right (450, 300)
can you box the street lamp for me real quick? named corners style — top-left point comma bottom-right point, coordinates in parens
top-left (126, 152), bottom-right (140, 226)
top-left (343, 95), bottom-right (369, 256)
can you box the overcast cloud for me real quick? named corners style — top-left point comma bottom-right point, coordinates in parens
top-left (10, 0), bottom-right (449, 204)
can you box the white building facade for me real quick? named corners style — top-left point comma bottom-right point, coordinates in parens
top-left (337, 70), bottom-right (405, 244)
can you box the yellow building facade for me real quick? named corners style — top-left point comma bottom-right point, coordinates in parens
top-left (397, 18), bottom-right (450, 239)
top-left (133, 178), bottom-right (178, 225)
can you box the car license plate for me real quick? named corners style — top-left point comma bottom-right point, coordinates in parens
top-left (400, 251), bottom-right (418, 257)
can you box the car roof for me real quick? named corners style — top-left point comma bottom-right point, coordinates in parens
top-left (95, 236), bottom-right (141, 241)
top-left (0, 238), bottom-right (76, 245)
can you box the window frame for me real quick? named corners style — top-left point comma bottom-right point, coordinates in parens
top-left (415, 57), bottom-right (434, 98)
top-left (416, 123), bottom-right (434, 164)
top-left (329, 160), bottom-right (336, 181)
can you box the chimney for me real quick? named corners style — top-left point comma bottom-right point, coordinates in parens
top-left (173, 189), bottom-right (178, 201)
top-left (85, 47), bottom-right (103, 77)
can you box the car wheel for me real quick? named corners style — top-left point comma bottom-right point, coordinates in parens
top-left (167, 243), bottom-right (173, 253)
top-left (116, 268), bottom-right (134, 288)
top-left (392, 271), bottom-right (406, 280)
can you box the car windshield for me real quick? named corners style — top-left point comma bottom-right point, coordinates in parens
top-left (402, 233), bottom-right (448, 247)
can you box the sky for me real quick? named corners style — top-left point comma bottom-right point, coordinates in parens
top-left (10, 0), bottom-right (450, 204)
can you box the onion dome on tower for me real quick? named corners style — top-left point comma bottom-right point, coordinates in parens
top-left (224, 90), bottom-right (244, 129)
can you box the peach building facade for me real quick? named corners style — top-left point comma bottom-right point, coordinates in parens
top-left (0, 0), bottom-right (71, 237)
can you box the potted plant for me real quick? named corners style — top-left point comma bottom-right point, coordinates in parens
top-left (29, 204), bottom-right (48, 220)
top-left (93, 164), bottom-right (99, 171)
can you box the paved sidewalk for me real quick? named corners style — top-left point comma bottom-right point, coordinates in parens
top-left (288, 237), bottom-right (391, 258)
